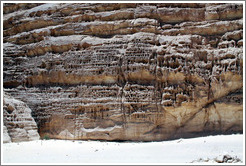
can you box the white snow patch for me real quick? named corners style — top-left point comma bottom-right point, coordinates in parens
top-left (81, 36), bottom-right (106, 45)
top-left (158, 35), bottom-right (192, 45)
top-left (81, 125), bottom-right (122, 133)
top-left (131, 18), bottom-right (157, 26)
top-left (2, 134), bottom-right (243, 164)
top-left (4, 97), bottom-right (23, 106)
top-left (3, 42), bottom-right (17, 48)
top-left (90, 11), bottom-right (115, 17)
top-left (126, 32), bottom-right (155, 41)
top-left (24, 3), bottom-right (60, 16)
top-left (3, 9), bottom-right (28, 21)
top-left (44, 35), bottom-right (85, 45)
top-left (3, 3), bottom-right (70, 20)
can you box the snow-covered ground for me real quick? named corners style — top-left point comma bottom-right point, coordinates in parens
top-left (2, 134), bottom-right (244, 164)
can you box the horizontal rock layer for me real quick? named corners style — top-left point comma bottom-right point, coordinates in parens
top-left (3, 3), bottom-right (243, 141)
top-left (3, 92), bottom-right (40, 142)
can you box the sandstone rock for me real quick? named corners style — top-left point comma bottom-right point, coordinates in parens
top-left (3, 92), bottom-right (40, 142)
top-left (3, 3), bottom-right (243, 141)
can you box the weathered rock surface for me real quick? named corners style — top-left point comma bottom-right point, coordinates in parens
top-left (3, 3), bottom-right (243, 141)
top-left (3, 125), bottom-right (11, 143)
top-left (191, 154), bottom-right (242, 163)
top-left (3, 92), bottom-right (40, 142)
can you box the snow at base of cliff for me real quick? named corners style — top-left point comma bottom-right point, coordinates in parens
top-left (2, 134), bottom-right (244, 164)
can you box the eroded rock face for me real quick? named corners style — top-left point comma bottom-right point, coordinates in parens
top-left (3, 125), bottom-right (11, 143)
top-left (3, 92), bottom-right (40, 142)
top-left (3, 3), bottom-right (243, 141)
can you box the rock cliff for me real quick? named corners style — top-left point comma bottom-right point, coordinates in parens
top-left (3, 92), bottom-right (40, 142)
top-left (3, 3), bottom-right (243, 141)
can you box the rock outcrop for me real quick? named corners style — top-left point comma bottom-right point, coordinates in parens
top-left (3, 125), bottom-right (11, 143)
top-left (3, 92), bottom-right (40, 142)
top-left (3, 3), bottom-right (243, 141)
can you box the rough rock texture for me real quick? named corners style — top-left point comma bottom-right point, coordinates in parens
top-left (3, 92), bottom-right (40, 142)
top-left (3, 3), bottom-right (243, 141)
top-left (3, 125), bottom-right (11, 143)
top-left (191, 154), bottom-right (242, 163)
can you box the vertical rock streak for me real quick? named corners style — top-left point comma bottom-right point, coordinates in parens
top-left (3, 3), bottom-right (243, 141)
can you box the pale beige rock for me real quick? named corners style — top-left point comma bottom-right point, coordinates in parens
top-left (3, 3), bottom-right (243, 141)
top-left (3, 92), bottom-right (40, 142)
top-left (3, 125), bottom-right (11, 143)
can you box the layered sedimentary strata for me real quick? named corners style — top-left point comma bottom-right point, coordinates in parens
top-left (3, 3), bottom-right (243, 141)
top-left (3, 92), bottom-right (40, 142)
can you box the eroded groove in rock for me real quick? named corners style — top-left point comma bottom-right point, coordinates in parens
top-left (3, 92), bottom-right (40, 142)
top-left (3, 3), bottom-right (243, 141)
